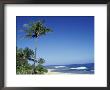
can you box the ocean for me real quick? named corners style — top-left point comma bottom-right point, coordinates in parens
top-left (45, 63), bottom-right (94, 74)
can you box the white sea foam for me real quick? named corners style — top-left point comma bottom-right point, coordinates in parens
top-left (55, 66), bottom-right (66, 68)
top-left (70, 67), bottom-right (87, 70)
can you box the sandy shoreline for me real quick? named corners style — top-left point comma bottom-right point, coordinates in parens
top-left (44, 69), bottom-right (61, 75)
top-left (44, 69), bottom-right (94, 75)
top-left (44, 69), bottom-right (73, 75)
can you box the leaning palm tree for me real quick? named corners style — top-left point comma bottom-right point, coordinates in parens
top-left (24, 20), bottom-right (52, 74)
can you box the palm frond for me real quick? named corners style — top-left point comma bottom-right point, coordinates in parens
top-left (45, 28), bottom-right (53, 32)
top-left (23, 20), bottom-right (53, 39)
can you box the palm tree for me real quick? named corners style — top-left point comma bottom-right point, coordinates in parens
top-left (16, 47), bottom-right (34, 74)
top-left (23, 47), bottom-right (34, 59)
top-left (38, 58), bottom-right (45, 65)
top-left (24, 20), bottom-right (52, 74)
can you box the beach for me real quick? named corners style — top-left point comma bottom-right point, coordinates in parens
top-left (44, 69), bottom-right (73, 75)
top-left (45, 69), bottom-right (84, 75)
top-left (44, 68), bottom-right (94, 75)
top-left (44, 69), bottom-right (63, 75)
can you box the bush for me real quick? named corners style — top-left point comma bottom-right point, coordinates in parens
top-left (34, 65), bottom-right (48, 74)
top-left (16, 47), bottom-right (48, 74)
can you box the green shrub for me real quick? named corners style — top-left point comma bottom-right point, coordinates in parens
top-left (34, 65), bottom-right (48, 74)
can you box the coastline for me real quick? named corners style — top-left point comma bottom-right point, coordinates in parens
top-left (45, 69), bottom-right (78, 75)
top-left (44, 69), bottom-right (73, 75)
top-left (45, 69), bottom-right (64, 75)
top-left (44, 69), bottom-right (94, 75)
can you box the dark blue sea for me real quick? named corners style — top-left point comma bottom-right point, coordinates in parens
top-left (45, 63), bottom-right (94, 74)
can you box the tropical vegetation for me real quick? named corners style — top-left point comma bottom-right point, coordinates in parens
top-left (16, 20), bottom-right (52, 74)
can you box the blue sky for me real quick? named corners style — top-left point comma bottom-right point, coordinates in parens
top-left (16, 16), bottom-right (94, 65)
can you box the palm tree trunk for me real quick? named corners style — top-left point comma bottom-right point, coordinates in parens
top-left (33, 48), bottom-right (36, 73)
top-left (33, 39), bottom-right (37, 74)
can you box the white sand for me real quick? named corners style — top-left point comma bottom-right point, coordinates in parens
top-left (44, 69), bottom-right (73, 75)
